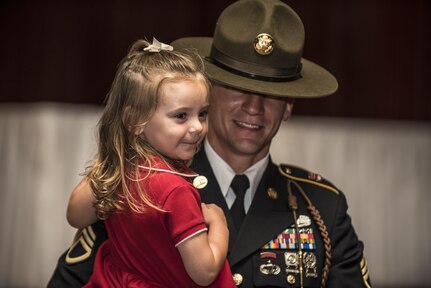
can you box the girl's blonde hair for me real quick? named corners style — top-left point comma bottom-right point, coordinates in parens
top-left (86, 39), bottom-right (210, 219)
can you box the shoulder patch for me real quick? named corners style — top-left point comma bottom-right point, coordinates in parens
top-left (278, 163), bottom-right (339, 195)
top-left (65, 226), bottom-right (96, 264)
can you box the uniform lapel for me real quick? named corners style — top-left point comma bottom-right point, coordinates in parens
top-left (228, 161), bottom-right (293, 267)
top-left (191, 150), bottom-right (294, 266)
top-left (191, 149), bottom-right (239, 246)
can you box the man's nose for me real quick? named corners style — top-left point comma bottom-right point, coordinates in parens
top-left (242, 94), bottom-right (264, 115)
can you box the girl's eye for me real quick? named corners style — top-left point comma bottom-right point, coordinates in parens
top-left (175, 113), bottom-right (187, 120)
top-left (199, 110), bottom-right (208, 120)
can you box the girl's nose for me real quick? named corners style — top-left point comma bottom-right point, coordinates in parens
top-left (189, 118), bottom-right (203, 134)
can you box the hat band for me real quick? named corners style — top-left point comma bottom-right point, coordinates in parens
top-left (208, 47), bottom-right (302, 82)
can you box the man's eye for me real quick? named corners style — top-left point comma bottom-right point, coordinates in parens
top-left (175, 113), bottom-right (187, 120)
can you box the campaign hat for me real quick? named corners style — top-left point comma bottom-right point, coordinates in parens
top-left (172, 0), bottom-right (338, 98)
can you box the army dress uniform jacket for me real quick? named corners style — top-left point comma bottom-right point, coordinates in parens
top-left (191, 149), bottom-right (371, 288)
top-left (47, 148), bottom-right (371, 287)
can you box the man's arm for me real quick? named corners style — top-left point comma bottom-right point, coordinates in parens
top-left (327, 192), bottom-right (372, 288)
top-left (48, 177), bottom-right (107, 287)
top-left (47, 220), bottom-right (108, 288)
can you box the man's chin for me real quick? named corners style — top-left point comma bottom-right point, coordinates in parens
top-left (230, 139), bottom-right (267, 156)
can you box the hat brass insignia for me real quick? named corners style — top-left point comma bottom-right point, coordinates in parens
top-left (254, 33), bottom-right (274, 55)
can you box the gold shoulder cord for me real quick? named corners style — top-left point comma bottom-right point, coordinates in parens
top-left (286, 179), bottom-right (332, 288)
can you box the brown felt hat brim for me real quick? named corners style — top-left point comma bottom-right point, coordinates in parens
top-left (172, 37), bottom-right (338, 98)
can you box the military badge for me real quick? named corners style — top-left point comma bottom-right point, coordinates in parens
top-left (253, 33), bottom-right (274, 55)
top-left (259, 260), bottom-right (281, 275)
top-left (266, 187), bottom-right (278, 200)
top-left (284, 252), bottom-right (299, 274)
top-left (260, 251), bottom-right (277, 259)
top-left (193, 175), bottom-right (208, 189)
top-left (308, 172), bottom-right (322, 182)
top-left (303, 252), bottom-right (318, 278)
top-left (259, 252), bottom-right (281, 275)
top-left (296, 214), bottom-right (311, 228)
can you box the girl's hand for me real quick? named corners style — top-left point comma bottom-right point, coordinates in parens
top-left (177, 203), bottom-right (229, 286)
top-left (201, 203), bottom-right (227, 227)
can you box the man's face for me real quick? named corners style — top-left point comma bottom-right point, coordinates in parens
top-left (207, 84), bottom-right (293, 163)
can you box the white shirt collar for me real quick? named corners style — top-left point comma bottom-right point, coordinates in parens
top-left (204, 139), bottom-right (269, 210)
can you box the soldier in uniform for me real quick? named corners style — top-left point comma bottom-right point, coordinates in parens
top-left (48, 0), bottom-right (371, 287)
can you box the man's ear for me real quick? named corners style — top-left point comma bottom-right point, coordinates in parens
top-left (123, 106), bottom-right (145, 135)
top-left (282, 98), bottom-right (295, 121)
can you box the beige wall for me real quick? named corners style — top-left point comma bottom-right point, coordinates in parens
top-left (1, 103), bottom-right (430, 287)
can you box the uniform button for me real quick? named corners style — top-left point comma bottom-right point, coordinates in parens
top-left (232, 273), bottom-right (243, 286)
top-left (287, 274), bottom-right (296, 285)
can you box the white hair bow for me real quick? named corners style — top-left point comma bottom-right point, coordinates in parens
top-left (144, 37), bottom-right (174, 52)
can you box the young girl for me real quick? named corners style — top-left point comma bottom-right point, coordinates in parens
top-left (66, 38), bottom-right (235, 287)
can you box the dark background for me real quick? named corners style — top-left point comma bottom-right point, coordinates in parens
top-left (1, 0), bottom-right (430, 121)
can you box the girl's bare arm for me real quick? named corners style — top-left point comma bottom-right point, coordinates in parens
top-left (66, 178), bottom-right (98, 229)
top-left (177, 203), bottom-right (229, 286)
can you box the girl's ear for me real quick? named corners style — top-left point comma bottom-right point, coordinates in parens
top-left (122, 106), bottom-right (145, 135)
top-left (134, 125), bottom-right (145, 136)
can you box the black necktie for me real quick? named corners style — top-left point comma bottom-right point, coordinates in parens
top-left (230, 174), bottom-right (250, 230)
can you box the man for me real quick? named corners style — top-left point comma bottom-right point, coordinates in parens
top-left (48, 0), bottom-right (371, 287)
